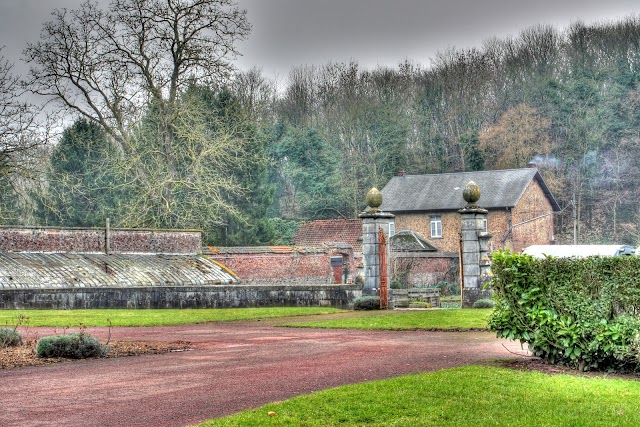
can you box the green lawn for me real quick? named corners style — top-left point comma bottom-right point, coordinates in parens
top-left (199, 365), bottom-right (640, 426)
top-left (282, 309), bottom-right (491, 330)
top-left (0, 307), bottom-right (343, 327)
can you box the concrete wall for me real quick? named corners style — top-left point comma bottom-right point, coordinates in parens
top-left (0, 226), bottom-right (201, 254)
top-left (0, 284), bottom-right (362, 310)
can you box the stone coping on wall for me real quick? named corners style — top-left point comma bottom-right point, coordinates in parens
top-left (0, 226), bottom-right (202, 254)
top-left (391, 251), bottom-right (459, 258)
top-left (203, 245), bottom-right (343, 255)
top-left (0, 225), bottom-right (201, 233)
top-left (0, 283), bottom-right (361, 292)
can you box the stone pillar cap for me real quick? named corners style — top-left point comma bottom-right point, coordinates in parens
top-left (459, 180), bottom-right (488, 213)
top-left (365, 187), bottom-right (383, 212)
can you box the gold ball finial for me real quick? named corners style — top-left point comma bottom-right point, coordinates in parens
top-left (463, 181), bottom-right (480, 205)
top-left (366, 187), bottom-right (383, 212)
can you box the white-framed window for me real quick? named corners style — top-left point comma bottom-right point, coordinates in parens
top-left (389, 221), bottom-right (395, 237)
top-left (430, 215), bottom-right (442, 238)
top-left (482, 218), bottom-right (488, 233)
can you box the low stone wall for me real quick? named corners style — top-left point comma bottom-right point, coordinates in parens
top-left (0, 284), bottom-right (362, 309)
top-left (392, 287), bottom-right (441, 308)
top-left (0, 226), bottom-right (201, 254)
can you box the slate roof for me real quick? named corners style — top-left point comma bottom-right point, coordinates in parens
top-left (203, 246), bottom-right (325, 255)
top-left (380, 168), bottom-right (560, 212)
top-left (292, 219), bottom-right (362, 252)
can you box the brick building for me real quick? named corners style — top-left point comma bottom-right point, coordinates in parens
top-left (380, 168), bottom-right (560, 253)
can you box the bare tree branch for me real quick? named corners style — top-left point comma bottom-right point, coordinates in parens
top-left (24, 0), bottom-right (251, 229)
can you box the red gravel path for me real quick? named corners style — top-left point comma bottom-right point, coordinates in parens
top-left (1, 320), bottom-right (526, 427)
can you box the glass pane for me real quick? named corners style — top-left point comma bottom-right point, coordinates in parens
top-left (430, 215), bottom-right (442, 238)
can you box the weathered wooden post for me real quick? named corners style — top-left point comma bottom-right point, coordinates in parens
top-left (458, 181), bottom-right (493, 307)
top-left (359, 188), bottom-right (394, 304)
top-left (105, 217), bottom-right (111, 255)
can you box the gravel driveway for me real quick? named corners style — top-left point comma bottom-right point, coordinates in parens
top-left (1, 318), bottom-right (525, 427)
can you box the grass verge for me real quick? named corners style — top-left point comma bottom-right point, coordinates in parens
top-left (198, 365), bottom-right (640, 426)
top-left (0, 307), bottom-right (344, 327)
top-left (282, 309), bottom-right (491, 330)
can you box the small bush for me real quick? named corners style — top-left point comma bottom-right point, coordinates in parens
top-left (36, 332), bottom-right (109, 359)
top-left (390, 280), bottom-right (405, 290)
top-left (353, 296), bottom-right (382, 310)
top-left (473, 299), bottom-right (494, 309)
top-left (0, 328), bottom-right (22, 348)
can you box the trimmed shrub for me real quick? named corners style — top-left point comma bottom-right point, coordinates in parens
top-left (0, 328), bottom-right (22, 348)
top-left (472, 299), bottom-right (494, 309)
top-left (36, 332), bottom-right (109, 359)
top-left (488, 250), bottom-right (640, 372)
top-left (353, 296), bottom-right (382, 310)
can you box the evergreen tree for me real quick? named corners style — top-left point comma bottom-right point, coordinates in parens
top-left (269, 122), bottom-right (343, 219)
top-left (36, 119), bottom-right (124, 227)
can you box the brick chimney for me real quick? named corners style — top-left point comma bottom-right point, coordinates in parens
top-left (396, 170), bottom-right (406, 176)
top-left (527, 161), bottom-right (537, 169)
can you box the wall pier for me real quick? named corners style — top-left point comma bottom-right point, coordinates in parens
top-left (359, 188), bottom-right (394, 297)
top-left (459, 181), bottom-right (493, 307)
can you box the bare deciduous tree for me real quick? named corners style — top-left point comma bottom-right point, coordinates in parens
top-left (0, 49), bottom-right (42, 181)
top-left (25, 0), bottom-right (250, 143)
top-left (0, 48), bottom-right (50, 224)
top-left (23, 0), bottom-right (252, 229)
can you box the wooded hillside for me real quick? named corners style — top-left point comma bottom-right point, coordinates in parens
top-left (270, 19), bottom-right (640, 246)
top-left (2, 3), bottom-right (639, 247)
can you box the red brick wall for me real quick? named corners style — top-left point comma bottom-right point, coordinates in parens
top-left (208, 249), bottom-right (360, 285)
top-left (0, 226), bottom-right (201, 254)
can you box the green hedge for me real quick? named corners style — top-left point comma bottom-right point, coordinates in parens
top-left (36, 332), bottom-right (109, 359)
top-left (488, 250), bottom-right (640, 372)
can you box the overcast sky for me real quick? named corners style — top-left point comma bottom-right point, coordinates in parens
top-left (0, 0), bottom-right (638, 80)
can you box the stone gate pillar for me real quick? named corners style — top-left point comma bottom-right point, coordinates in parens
top-left (458, 181), bottom-right (493, 307)
top-left (359, 188), bottom-right (394, 296)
